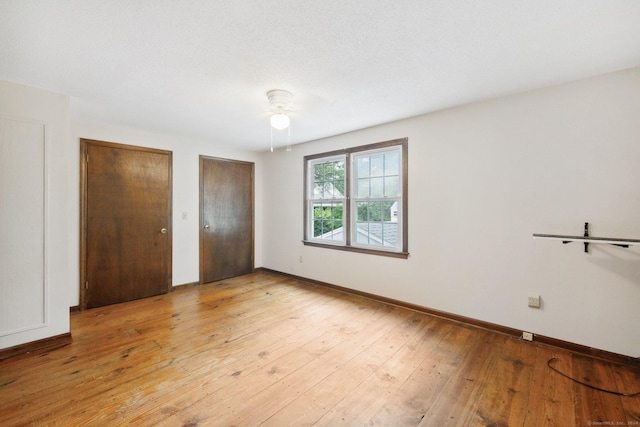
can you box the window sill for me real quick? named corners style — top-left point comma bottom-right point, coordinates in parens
top-left (302, 240), bottom-right (409, 259)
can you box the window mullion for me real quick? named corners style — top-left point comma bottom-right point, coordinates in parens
top-left (345, 153), bottom-right (351, 247)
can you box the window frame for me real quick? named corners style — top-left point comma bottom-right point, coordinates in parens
top-left (303, 137), bottom-right (408, 259)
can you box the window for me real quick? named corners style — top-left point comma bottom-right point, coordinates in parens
top-left (304, 138), bottom-right (408, 258)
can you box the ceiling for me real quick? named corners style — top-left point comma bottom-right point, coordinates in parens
top-left (2, 1), bottom-right (640, 152)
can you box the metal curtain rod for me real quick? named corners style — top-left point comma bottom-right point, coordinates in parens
top-left (533, 223), bottom-right (640, 253)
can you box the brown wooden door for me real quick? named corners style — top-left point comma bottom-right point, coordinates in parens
top-left (81, 139), bottom-right (172, 309)
top-left (200, 157), bottom-right (254, 284)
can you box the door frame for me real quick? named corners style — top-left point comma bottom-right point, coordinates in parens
top-left (79, 138), bottom-right (173, 310)
top-left (199, 155), bottom-right (255, 285)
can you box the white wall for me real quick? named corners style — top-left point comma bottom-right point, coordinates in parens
top-left (262, 67), bottom-right (640, 358)
top-left (69, 119), bottom-right (264, 306)
top-left (0, 81), bottom-right (71, 349)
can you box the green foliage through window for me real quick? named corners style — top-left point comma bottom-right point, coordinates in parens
top-left (313, 160), bottom-right (345, 199)
top-left (356, 201), bottom-right (394, 222)
top-left (313, 204), bottom-right (343, 237)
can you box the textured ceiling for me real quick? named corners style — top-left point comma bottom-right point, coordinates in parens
top-left (1, 1), bottom-right (640, 152)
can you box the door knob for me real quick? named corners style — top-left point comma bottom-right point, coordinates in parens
top-left (160, 228), bottom-right (167, 234)
top-left (204, 224), bottom-right (210, 230)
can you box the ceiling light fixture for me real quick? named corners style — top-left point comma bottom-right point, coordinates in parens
top-left (267, 89), bottom-right (293, 152)
top-left (270, 112), bottom-right (290, 130)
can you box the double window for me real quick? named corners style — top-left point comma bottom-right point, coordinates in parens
top-left (303, 138), bottom-right (408, 258)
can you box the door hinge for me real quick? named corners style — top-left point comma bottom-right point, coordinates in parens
top-left (85, 281), bottom-right (88, 290)
top-left (86, 154), bottom-right (89, 163)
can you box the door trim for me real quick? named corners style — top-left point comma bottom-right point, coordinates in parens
top-left (79, 138), bottom-right (173, 310)
top-left (199, 156), bottom-right (255, 285)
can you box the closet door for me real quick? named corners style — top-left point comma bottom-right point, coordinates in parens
top-left (81, 139), bottom-right (172, 309)
top-left (200, 156), bottom-right (254, 284)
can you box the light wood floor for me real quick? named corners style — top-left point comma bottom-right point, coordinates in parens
top-left (1, 271), bottom-right (639, 426)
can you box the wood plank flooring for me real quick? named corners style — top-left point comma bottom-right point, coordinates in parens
top-left (1, 270), bottom-right (639, 426)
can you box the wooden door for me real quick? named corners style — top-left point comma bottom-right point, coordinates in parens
top-left (200, 157), bottom-right (254, 284)
top-left (81, 139), bottom-right (172, 309)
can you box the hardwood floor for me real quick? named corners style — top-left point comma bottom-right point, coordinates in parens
top-left (1, 271), bottom-right (639, 426)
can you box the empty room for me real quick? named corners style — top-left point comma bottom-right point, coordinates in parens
top-left (1, 1), bottom-right (639, 426)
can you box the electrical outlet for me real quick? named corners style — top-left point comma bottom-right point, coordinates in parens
top-left (522, 331), bottom-right (534, 342)
top-left (299, 255), bottom-right (303, 263)
top-left (528, 295), bottom-right (541, 308)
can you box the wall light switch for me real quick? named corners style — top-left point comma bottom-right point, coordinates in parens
top-left (528, 295), bottom-right (541, 308)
